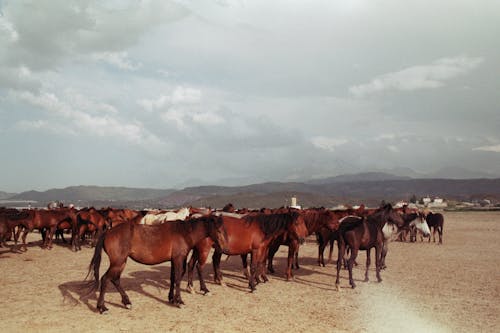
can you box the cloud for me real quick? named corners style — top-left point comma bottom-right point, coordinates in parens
top-left (11, 90), bottom-right (167, 152)
top-left (473, 144), bottom-right (500, 153)
top-left (138, 86), bottom-right (202, 112)
top-left (310, 136), bottom-right (348, 152)
top-left (0, 14), bottom-right (18, 42)
top-left (0, 65), bottom-right (41, 92)
top-left (91, 52), bottom-right (142, 71)
top-left (349, 56), bottom-right (484, 97)
top-left (0, 0), bottom-right (189, 71)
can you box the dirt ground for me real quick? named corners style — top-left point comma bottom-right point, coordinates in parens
top-left (1, 211), bottom-right (499, 333)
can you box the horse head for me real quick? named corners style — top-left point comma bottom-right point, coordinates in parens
top-left (289, 212), bottom-right (308, 245)
top-left (207, 215), bottom-right (229, 253)
top-left (381, 203), bottom-right (405, 228)
top-left (412, 212), bottom-right (431, 237)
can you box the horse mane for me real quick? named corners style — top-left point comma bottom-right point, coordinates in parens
top-left (302, 209), bottom-right (334, 232)
top-left (245, 212), bottom-right (297, 238)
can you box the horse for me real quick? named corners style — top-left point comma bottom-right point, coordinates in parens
top-left (378, 211), bottom-right (431, 269)
top-left (187, 211), bottom-right (308, 293)
top-left (100, 208), bottom-right (143, 227)
top-left (335, 204), bottom-right (405, 290)
top-left (16, 208), bottom-right (78, 251)
top-left (423, 211), bottom-right (444, 244)
top-left (74, 208), bottom-right (111, 250)
top-left (139, 207), bottom-right (191, 225)
top-left (263, 208), bottom-right (341, 279)
top-left (85, 215), bottom-right (228, 313)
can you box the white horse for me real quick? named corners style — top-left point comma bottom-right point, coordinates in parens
top-left (139, 207), bottom-right (191, 225)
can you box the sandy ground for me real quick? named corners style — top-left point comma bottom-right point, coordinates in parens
top-left (1, 211), bottom-right (499, 333)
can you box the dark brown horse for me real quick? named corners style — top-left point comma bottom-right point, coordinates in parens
top-left (187, 211), bottom-right (308, 293)
top-left (264, 208), bottom-right (341, 279)
top-left (423, 211), bottom-right (444, 244)
top-left (86, 215), bottom-right (228, 314)
top-left (335, 204), bottom-right (405, 290)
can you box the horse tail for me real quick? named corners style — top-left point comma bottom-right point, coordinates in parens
top-left (84, 226), bottom-right (107, 293)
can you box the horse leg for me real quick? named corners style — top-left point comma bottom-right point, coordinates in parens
top-left (192, 247), bottom-right (211, 295)
top-left (364, 248), bottom-right (371, 282)
top-left (286, 241), bottom-right (298, 281)
top-left (20, 228), bottom-right (30, 251)
top-left (347, 247), bottom-right (358, 289)
top-left (327, 238), bottom-right (335, 264)
top-left (241, 254), bottom-right (250, 279)
top-left (212, 250), bottom-right (223, 285)
top-left (97, 260), bottom-right (128, 314)
top-left (186, 249), bottom-right (198, 293)
top-left (317, 235), bottom-right (326, 267)
top-left (45, 226), bottom-right (56, 249)
top-left (170, 257), bottom-right (185, 306)
top-left (438, 226), bottom-right (443, 244)
top-left (109, 262), bottom-right (131, 310)
top-left (380, 241), bottom-right (388, 270)
top-left (294, 248), bottom-right (300, 269)
top-left (248, 251), bottom-right (258, 292)
top-left (267, 241), bottom-right (280, 274)
top-left (335, 240), bottom-right (345, 290)
top-left (375, 245), bottom-right (383, 283)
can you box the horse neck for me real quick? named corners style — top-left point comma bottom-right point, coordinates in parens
top-left (186, 219), bottom-right (210, 245)
top-left (303, 211), bottom-right (328, 234)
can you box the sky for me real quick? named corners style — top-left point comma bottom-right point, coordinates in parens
top-left (0, 0), bottom-right (499, 192)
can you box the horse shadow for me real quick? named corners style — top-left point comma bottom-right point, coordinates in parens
top-left (58, 266), bottom-right (189, 313)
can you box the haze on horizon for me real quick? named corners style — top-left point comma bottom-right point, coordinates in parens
top-left (1, 0), bottom-right (499, 193)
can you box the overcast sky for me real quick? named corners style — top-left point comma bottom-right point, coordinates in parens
top-left (1, 0), bottom-right (499, 192)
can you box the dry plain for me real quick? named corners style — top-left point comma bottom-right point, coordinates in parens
top-left (1, 211), bottom-right (499, 333)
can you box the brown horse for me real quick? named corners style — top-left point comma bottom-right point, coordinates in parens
top-left (86, 215), bottom-right (228, 314)
top-left (74, 207), bottom-right (111, 250)
top-left (335, 204), bottom-right (405, 290)
top-left (423, 211), bottom-right (444, 244)
top-left (18, 208), bottom-right (78, 251)
top-left (264, 208), bottom-right (341, 279)
top-left (186, 211), bottom-right (308, 293)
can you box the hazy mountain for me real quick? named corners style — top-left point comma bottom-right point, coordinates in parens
top-left (4, 172), bottom-right (500, 209)
top-left (425, 167), bottom-right (499, 179)
top-left (10, 185), bottom-right (176, 203)
top-left (0, 191), bottom-right (17, 200)
top-left (307, 172), bottom-right (411, 185)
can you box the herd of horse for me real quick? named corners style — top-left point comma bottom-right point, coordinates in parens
top-left (0, 202), bottom-right (444, 314)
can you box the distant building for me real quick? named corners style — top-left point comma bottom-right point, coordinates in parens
top-left (290, 195), bottom-right (301, 209)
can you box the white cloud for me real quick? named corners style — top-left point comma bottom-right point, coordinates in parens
top-left (473, 144), bottom-right (500, 153)
top-left (92, 52), bottom-right (142, 71)
top-left (11, 90), bottom-right (166, 152)
top-left (349, 56), bottom-right (484, 97)
top-left (311, 136), bottom-right (348, 152)
top-left (138, 86), bottom-right (202, 112)
top-left (0, 14), bottom-right (18, 42)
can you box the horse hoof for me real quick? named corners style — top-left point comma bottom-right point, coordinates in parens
top-left (364, 278), bottom-right (369, 282)
top-left (203, 291), bottom-right (211, 297)
top-left (125, 304), bottom-right (132, 310)
top-left (186, 286), bottom-right (194, 294)
top-left (335, 284), bottom-right (341, 292)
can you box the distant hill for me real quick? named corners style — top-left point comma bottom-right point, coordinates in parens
top-left (4, 173), bottom-right (500, 209)
top-left (307, 172), bottom-right (411, 185)
top-left (10, 185), bottom-right (176, 204)
top-left (0, 191), bottom-right (17, 200)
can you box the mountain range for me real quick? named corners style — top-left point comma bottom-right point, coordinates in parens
top-left (2, 171), bottom-right (500, 209)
